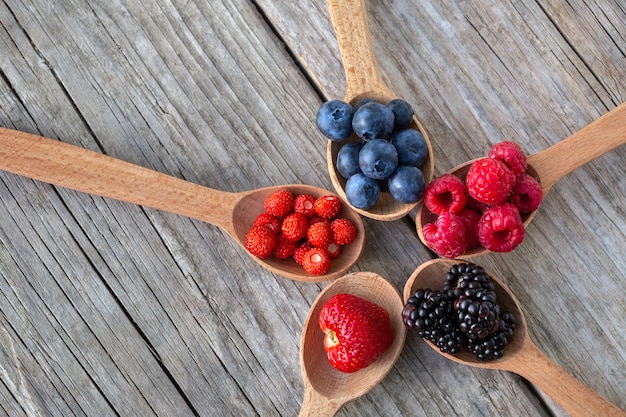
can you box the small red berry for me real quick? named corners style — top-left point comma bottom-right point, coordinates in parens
top-left (294, 194), bottom-right (317, 218)
top-left (423, 173), bottom-right (467, 215)
top-left (422, 212), bottom-right (468, 258)
top-left (510, 174), bottom-right (543, 213)
top-left (314, 195), bottom-right (342, 219)
top-left (293, 241), bottom-right (313, 265)
top-left (309, 216), bottom-right (331, 226)
top-left (458, 208), bottom-right (481, 249)
top-left (466, 158), bottom-right (516, 205)
top-left (274, 234), bottom-right (298, 259)
top-left (477, 203), bottom-right (525, 252)
top-left (252, 212), bottom-right (281, 234)
top-left (302, 247), bottom-right (331, 275)
top-left (307, 222), bottom-right (333, 248)
top-left (488, 140), bottom-right (527, 176)
top-left (325, 242), bottom-right (342, 259)
top-left (281, 212), bottom-right (309, 242)
top-left (264, 189), bottom-right (294, 218)
top-left (245, 226), bottom-right (278, 259)
top-left (330, 218), bottom-right (357, 245)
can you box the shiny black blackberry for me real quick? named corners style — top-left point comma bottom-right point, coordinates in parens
top-left (402, 289), bottom-right (454, 338)
top-left (429, 328), bottom-right (466, 354)
top-left (468, 311), bottom-right (516, 361)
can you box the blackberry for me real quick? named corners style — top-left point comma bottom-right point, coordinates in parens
top-left (443, 262), bottom-right (495, 299)
top-left (468, 311), bottom-right (515, 361)
top-left (402, 289), bottom-right (454, 339)
top-left (429, 327), bottom-right (466, 354)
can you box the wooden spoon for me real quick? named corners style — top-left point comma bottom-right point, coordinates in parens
top-left (299, 271), bottom-right (407, 416)
top-left (403, 259), bottom-right (626, 417)
top-left (0, 127), bottom-right (365, 282)
top-left (325, 0), bottom-right (434, 221)
top-left (417, 101), bottom-right (626, 257)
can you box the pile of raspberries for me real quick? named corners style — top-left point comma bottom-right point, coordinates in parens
top-left (422, 141), bottom-right (542, 258)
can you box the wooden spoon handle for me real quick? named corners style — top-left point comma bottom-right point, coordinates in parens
top-left (326, 0), bottom-right (392, 100)
top-left (527, 102), bottom-right (626, 194)
top-left (298, 386), bottom-right (343, 417)
top-left (513, 336), bottom-right (626, 417)
top-left (0, 127), bottom-right (239, 232)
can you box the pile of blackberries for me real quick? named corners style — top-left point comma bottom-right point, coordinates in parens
top-left (402, 263), bottom-right (515, 361)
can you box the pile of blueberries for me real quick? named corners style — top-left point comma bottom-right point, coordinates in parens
top-left (316, 98), bottom-right (428, 210)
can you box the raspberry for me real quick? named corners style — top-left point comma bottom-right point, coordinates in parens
top-left (314, 195), bottom-right (342, 219)
top-left (281, 213), bottom-right (309, 242)
top-left (466, 158), bottom-right (515, 205)
top-left (422, 212), bottom-right (468, 258)
top-left (245, 226), bottom-right (278, 259)
top-left (252, 213), bottom-right (281, 235)
top-left (294, 194), bottom-right (317, 218)
top-left (301, 247), bottom-right (331, 275)
top-left (423, 173), bottom-right (467, 215)
top-left (307, 222), bottom-right (333, 248)
top-left (293, 241), bottom-right (313, 265)
top-left (477, 203), bottom-right (525, 252)
top-left (510, 174), bottom-right (543, 213)
top-left (488, 141), bottom-right (527, 176)
top-left (274, 234), bottom-right (298, 259)
top-left (264, 189), bottom-right (294, 218)
top-left (458, 208), bottom-right (481, 249)
top-left (330, 218), bottom-right (357, 245)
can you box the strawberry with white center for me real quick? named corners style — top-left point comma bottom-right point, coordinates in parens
top-left (318, 293), bottom-right (393, 373)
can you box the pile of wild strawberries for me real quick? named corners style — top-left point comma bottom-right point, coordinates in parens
top-left (422, 141), bottom-right (543, 258)
top-left (245, 190), bottom-right (357, 275)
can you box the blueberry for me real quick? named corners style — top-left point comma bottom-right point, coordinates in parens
top-left (336, 142), bottom-right (363, 179)
top-left (391, 129), bottom-right (428, 167)
top-left (316, 100), bottom-right (354, 141)
top-left (388, 165), bottom-right (425, 203)
top-left (352, 102), bottom-right (395, 141)
top-left (387, 99), bottom-right (414, 130)
top-left (359, 139), bottom-right (398, 180)
top-left (345, 173), bottom-right (381, 209)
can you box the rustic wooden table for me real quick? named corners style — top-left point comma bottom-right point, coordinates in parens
top-left (1, 1), bottom-right (624, 416)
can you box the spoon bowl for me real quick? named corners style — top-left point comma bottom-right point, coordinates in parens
top-left (0, 127), bottom-right (365, 282)
top-left (403, 259), bottom-right (626, 417)
top-left (325, 0), bottom-right (434, 221)
top-left (417, 102), bottom-right (626, 257)
top-left (299, 271), bottom-right (407, 416)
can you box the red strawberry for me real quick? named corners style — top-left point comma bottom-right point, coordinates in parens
top-left (294, 194), bottom-right (317, 218)
top-left (293, 241), bottom-right (313, 265)
top-left (252, 212), bottom-right (281, 235)
top-left (281, 212), bottom-right (309, 242)
top-left (318, 293), bottom-right (393, 373)
top-left (330, 218), bottom-right (357, 245)
top-left (314, 195), bottom-right (342, 219)
top-left (264, 189), bottom-right (294, 218)
top-left (307, 222), bottom-right (333, 248)
top-left (301, 247), bottom-right (331, 275)
top-left (245, 226), bottom-right (278, 259)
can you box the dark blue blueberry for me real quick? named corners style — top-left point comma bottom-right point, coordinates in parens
top-left (391, 129), bottom-right (428, 167)
top-left (336, 142), bottom-right (363, 179)
top-left (345, 173), bottom-right (381, 209)
top-left (387, 99), bottom-right (414, 130)
top-left (388, 165), bottom-right (425, 203)
top-left (316, 100), bottom-right (354, 141)
top-left (351, 102), bottom-right (395, 141)
top-left (359, 139), bottom-right (398, 180)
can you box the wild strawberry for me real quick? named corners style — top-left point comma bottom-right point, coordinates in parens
top-left (309, 216), bottom-right (331, 226)
top-left (423, 173), bottom-right (467, 215)
top-left (422, 212), bottom-right (468, 258)
top-left (307, 222), bottom-right (333, 248)
top-left (325, 242), bottom-right (342, 259)
top-left (293, 241), bottom-right (313, 265)
top-left (264, 189), bottom-right (294, 218)
top-left (252, 212), bottom-right (281, 235)
top-left (245, 226), bottom-right (278, 259)
top-left (330, 218), bottom-right (357, 245)
top-left (319, 293), bottom-right (393, 373)
top-left (477, 203), bottom-right (525, 252)
top-left (488, 140), bottom-right (527, 176)
top-left (301, 247), bottom-right (331, 275)
top-left (510, 174), bottom-right (543, 213)
top-left (281, 213), bottom-right (309, 242)
top-left (466, 158), bottom-right (515, 205)
top-left (273, 234), bottom-right (298, 259)
top-left (314, 195), bottom-right (342, 219)
top-left (294, 194), bottom-right (317, 218)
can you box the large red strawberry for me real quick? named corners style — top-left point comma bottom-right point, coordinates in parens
top-left (318, 293), bottom-right (393, 373)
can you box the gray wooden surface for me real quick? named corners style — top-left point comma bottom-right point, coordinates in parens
top-left (1, 0), bottom-right (624, 416)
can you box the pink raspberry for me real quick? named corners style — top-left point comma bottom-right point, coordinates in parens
top-left (477, 203), bottom-right (525, 252)
top-left (466, 158), bottom-right (516, 205)
top-left (488, 141), bottom-right (527, 176)
top-left (423, 174), bottom-right (467, 215)
top-left (422, 212), bottom-right (468, 258)
top-left (510, 174), bottom-right (543, 213)
top-left (458, 208), bottom-right (481, 249)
